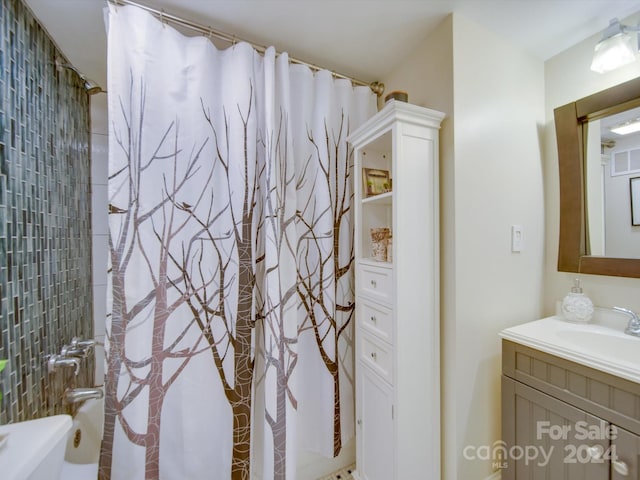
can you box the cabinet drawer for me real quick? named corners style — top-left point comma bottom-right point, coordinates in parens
top-left (359, 300), bottom-right (393, 344)
top-left (358, 263), bottom-right (392, 304)
top-left (360, 331), bottom-right (393, 384)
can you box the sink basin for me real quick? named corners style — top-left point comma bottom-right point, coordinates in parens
top-left (556, 330), bottom-right (639, 365)
top-left (500, 311), bottom-right (640, 384)
top-left (0, 414), bottom-right (72, 480)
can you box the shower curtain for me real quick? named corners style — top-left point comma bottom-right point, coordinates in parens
top-left (101, 5), bottom-right (376, 480)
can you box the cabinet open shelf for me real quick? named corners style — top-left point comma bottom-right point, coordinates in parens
top-left (361, 191), bottom-right (392, 205)
top-left (359, 258), bottom-right (393, 267)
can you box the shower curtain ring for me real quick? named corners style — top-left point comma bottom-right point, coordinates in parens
top-left (160, 9), bottom-right (167, 27)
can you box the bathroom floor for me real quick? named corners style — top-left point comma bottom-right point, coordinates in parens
top-left (318, 465), bottom-right (355, 480)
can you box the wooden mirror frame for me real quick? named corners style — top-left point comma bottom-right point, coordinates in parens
top-left (555, 76), bottom-right (640, 278)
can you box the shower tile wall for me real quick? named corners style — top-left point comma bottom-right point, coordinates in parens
top-left (0, 0), bottom-right (93, 424)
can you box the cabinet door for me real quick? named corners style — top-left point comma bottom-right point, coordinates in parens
top-left (502, 376), bottom-right (609, 480)
top-left (357, 363), bottom-right (394, 480)
top-left (612, 427), bottom-right (640, 479)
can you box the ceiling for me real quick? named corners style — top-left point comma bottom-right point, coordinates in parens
top-left (23, 0), bottom-right (640, 91)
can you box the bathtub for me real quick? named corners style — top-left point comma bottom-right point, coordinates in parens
top-left (59, 394), bottom-right (103, 479)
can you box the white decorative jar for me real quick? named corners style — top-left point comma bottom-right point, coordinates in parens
top-left (561, 278), bottom-right (594, 323)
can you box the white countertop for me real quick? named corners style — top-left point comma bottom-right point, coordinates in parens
top-left (500, 310), bottom-right (640, 384)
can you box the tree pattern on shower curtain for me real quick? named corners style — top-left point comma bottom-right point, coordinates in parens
top-left (103, 4), bottom-right (375, 480)
top-left (100, 80), bottom-right (218, 479)
top-left (102, 81), bottom-right (267, 480)
top-left (296, 116), bottom-right (356, 456)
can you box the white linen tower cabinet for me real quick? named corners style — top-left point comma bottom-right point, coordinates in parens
top-left (348, 100), bottom-right (444, 480)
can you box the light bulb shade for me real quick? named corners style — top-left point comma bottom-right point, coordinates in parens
top-left (591, 32), bottom-right (637, 73)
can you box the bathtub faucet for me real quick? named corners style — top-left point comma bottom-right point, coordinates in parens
top-left (63, 387), bottom-right (104, 404)
top-left (47, 354), bottom-right (80, 376)
top-left (61, 337), bottom-right (96, 358)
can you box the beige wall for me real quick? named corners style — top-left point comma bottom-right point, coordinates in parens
top-left (452, 14), bottom-right (545, 480)
top-left (383, 17), bottom-right (457, 479)
top-left (383, 13), bottom-right (546, 480)
top-left (544, 13), bottom-right (640, 316)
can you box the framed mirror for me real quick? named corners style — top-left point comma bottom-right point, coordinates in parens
top-left (555, 76), bottom-right (640, 278)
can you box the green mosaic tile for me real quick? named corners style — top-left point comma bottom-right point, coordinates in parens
top-left (0, 0), bottom-right (93, 423)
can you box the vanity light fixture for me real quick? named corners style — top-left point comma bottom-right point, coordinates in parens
top-left (610, 118), bottom-right (640, 135)
top-left (590, 18), bottom-right (640, 74)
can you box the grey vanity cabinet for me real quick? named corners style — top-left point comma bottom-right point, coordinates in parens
top-left (502, 340), bottom-right (640, 480)
top-left (613, 428), bottom-right (640, 479)
top-left (502, 376), bottom-right (610, 479)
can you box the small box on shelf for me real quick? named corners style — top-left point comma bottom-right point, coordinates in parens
top-left (370, 227), bottom-right (392, 262)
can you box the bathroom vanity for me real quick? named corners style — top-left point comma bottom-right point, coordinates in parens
top-left (500, 315), bottom-right (640, 479)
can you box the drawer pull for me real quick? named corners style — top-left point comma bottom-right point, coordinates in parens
top-left (370, 351), bottom-right (377, 360)
top-left (586, 445), bottom-right (602, 461)
top-left (370, 315), bottom-right (377, 323)
top-left (613, 459), bottom-right (629, 476)
top-left (370, 279), bottom-right (377, 287)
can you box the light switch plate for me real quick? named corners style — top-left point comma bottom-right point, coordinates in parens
top-left (511, 225), bottom-right (523, 252)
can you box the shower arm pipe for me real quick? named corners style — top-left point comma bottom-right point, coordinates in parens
top-left (107, 0), bottom-right (385, 97)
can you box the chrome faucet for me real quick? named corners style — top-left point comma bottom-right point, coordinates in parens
top-left (60, 337), bottom-right (96, 358)
top-left (613, 306), bottom-right (640, 337)
top-left (47, 354), bottom-right (80, 376)
top-left (63, 387), bottom-right (104, 404)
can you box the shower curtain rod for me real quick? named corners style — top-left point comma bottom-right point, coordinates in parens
top-left (108, 0), bottom-right (385, 96)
